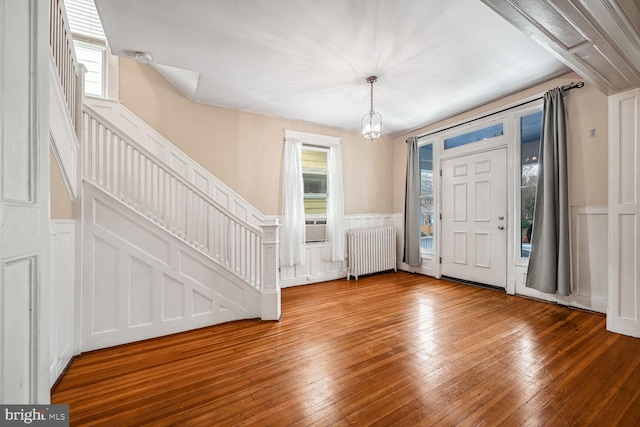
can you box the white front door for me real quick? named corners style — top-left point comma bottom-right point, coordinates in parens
top-left (441, 148), bottom-right (507, 288)
top-left (0, 0), bottom-right (50, 403)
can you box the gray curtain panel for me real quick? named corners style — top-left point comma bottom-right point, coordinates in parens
top-left (403, 136), bottom-right (421, 266)
top-left (526, 87), bottom-right (571, 295)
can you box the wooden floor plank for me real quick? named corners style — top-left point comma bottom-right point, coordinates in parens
top-left (52, 272), bottom-right (640, 426)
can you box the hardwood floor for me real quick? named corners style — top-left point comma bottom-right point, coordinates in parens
top-left (52, 272), bottom-right (640, 426)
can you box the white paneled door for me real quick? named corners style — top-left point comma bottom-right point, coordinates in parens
top-left (1, 0), bottom-right (50, 403)
top-left (441, 148), bottom-right (507, 288)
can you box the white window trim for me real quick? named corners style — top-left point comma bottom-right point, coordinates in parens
top-left (284, 130), bottom-right (341, 148)
top-left (73, 34), bottom-right (119, 100)
top-left (285, 129), bottom-right (341, 244)
top-left (106, 48), bottom-right (119, 100)
top-left (286, 129), bottom-right (340, 214)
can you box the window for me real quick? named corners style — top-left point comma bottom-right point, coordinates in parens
top-left (283, 130), bottom-right (343, 250)
top-left (74, 37), bottom-right (107, 97)
top-left (65, 0), bottom-right (110, 97)
top-left (302, 148), bottom-right (328, 215)
top-left (520, 110), bottom-right (543, 258)
top-left (444, 122), bottom-right (504, 150)
top-left (302, 148), bottom-right (328, 242)
top-left (419, 143), bottom-right (435, 251)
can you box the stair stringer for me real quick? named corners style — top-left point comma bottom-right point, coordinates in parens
top-left (81, 183), bottom-right (261, 352)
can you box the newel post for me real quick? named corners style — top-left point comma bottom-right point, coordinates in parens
top-left (261, 218), bottom-right (281, 321)
top-left (74, 63), bottom-right (86, 141)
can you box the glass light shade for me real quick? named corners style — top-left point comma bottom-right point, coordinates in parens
top-left (362, 110), bottom-right (382, 140)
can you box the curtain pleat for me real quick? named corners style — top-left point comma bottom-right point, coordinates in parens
top-left (526, 87), bottom-right (571, 295)
top-left (327, 145), bottom-right (345, 262)
top-left (403, 136), bottom-right (421, 266)
top-left (280, 138), bottom-right (305, 266)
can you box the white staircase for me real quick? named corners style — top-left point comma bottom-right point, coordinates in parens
top-left (80, 104), bottom-right (280, 352)
top-left (47, 0), bottom-right (280, 375)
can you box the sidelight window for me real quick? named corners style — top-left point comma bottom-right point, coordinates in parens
top-left (419, 143), bottom-right (435, 251)
top-left (520, 110), bottom-right (543, 258)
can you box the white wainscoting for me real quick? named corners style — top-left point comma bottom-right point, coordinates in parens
top-left (49, 58), bottom-right (78, 199)
top-left (84, 98), bottom-right (264, 227)
top-left (81, 185), bottom-right (261, 352)
top-left (50, 220), bottom-right (76, 386)
top-left (514, 205), bottom-right (608, 313)
top-left (514, 265), bottom-right (560, 303)
top-left (279, 214), bottom-right (397, 287)
top-left (392, 213), bottom-right (440, 277)
top-left (397, 252), bottom-right (439, 276)
top-left (570, 206), bottom-right (608, 312)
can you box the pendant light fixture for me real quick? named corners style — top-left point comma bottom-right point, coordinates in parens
top-left (362, 76), bottom-right (382, 140)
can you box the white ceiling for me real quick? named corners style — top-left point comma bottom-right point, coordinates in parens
top-left (95, 0), bottom-right (569, 138)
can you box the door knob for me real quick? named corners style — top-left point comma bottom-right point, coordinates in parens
top-left (497, 225), bottom-right (504, 230)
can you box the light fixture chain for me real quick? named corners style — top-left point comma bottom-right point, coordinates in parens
top-left (370, 80), bottom-right (374, 112)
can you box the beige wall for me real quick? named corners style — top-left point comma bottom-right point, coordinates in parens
top-left (392, 72), bottom-right (609, 212)
top-left (118, 62), bottom-right (606, 216)
top-left (50, 147), bottom-right (73, 219)
top-left (118, 59), bottom-right (394, 216)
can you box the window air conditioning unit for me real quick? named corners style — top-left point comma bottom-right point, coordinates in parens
top-left (306, 220), bottom-right (327, 243)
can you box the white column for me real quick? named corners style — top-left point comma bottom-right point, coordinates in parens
top-left (608, 88), bottom-right (640, 338)
top-left (261, 219), bottom-right (281, 321)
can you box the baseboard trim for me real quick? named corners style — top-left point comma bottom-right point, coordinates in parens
top-left (280, 269), bottom-right (347, 288)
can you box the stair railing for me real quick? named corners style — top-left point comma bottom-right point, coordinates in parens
top-left (49, 0), bottom-right (82, 132)
top-left (83, 105), bottom-right (267, 291)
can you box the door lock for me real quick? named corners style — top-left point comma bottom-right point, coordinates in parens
top-left (498, 216), bottom-right (504, 220)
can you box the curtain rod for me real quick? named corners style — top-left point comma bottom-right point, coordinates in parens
top-left (413, 81), bottom-right (584, 141)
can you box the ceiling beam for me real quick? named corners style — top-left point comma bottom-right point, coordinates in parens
top-left (480, 0), bottom-right (640, 94)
